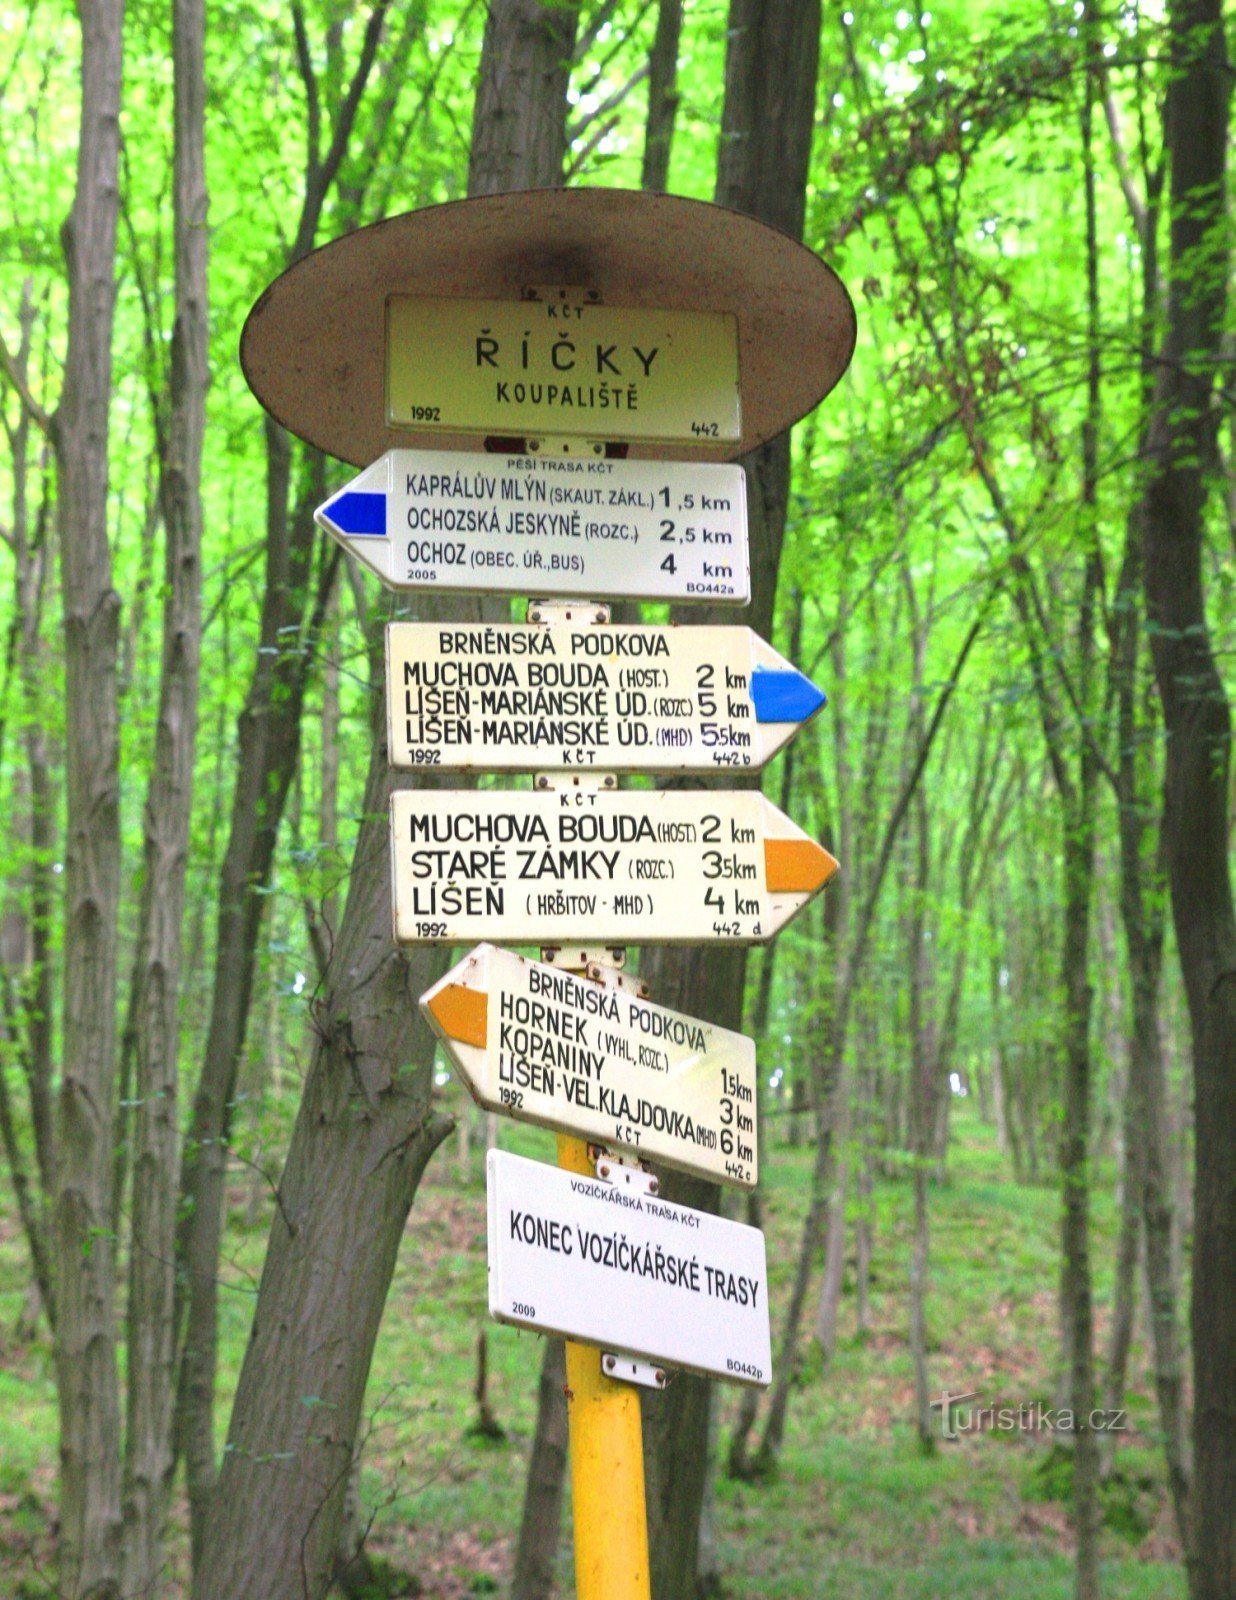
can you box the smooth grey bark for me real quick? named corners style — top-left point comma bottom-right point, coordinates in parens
top-left (51, 2), bottom-right (126, 1594)
top-left (119, 0), bottom-right (207, 1586)
top-left (1141, 5), bottom-right (1234, 1594)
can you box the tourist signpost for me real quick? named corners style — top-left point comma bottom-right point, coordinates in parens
top-left (316, 449), bottom-right (750, 602)
top-left (386, 621), bottom-right (825, 772)
top-left (242, 188), bottom-right (856, 1600)
top-left (422, 944), bottom-right (760, 1186)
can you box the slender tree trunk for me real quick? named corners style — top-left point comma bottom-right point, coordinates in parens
top-left (1, 284), bottom-right (57, 1324)
top-left (1058, 813), bottom-right (1102, 1600)
top-left (814, 1150), bottom-right (849, 1360)
top-left (52, 2), bottom-right (126, 1594)
top-left (175, 439), bottom-right (332, 1562)
top-left (173, 12), bottom-right (392, 1556)
top-left (1141, 6), bottom-right (1234, 1594)
top-left (467, 0), bottom-right (580, 196)
top-left (510, 1339), bottom-right (568, 1600)
top-left (1100, 1077), bottom-right (1142, 1477)
top-left (640, 0), bottom-right (683, 192)
top-left (120, 0), bottom-right (207, 1587)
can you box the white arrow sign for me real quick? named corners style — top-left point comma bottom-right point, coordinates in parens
top-left (390, 789), bottom-right (837, 947)
top-left (315, 449), bottom-right (749, 603)
top-left (387, 622), bottom-right (825, 774)
top-left (422, 945), bottom-right (759, 1187)
top-left (487, 1150), bottom-right (772, 1388)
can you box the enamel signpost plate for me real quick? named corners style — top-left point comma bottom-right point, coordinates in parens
top-left (487, 1149), bottom-right (772, 1387)
top-left (386, 622), bottom-right (824, 773)
top-left (315, 449), bottom-right (749, 603)
top-left (387, 296), bottom-right (740, 445)
top-left (423, 945), bottom-right (760, 1187)
top-left (390, 789), bottom-right (837, 947)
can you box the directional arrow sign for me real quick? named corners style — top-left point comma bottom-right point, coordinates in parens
top-left (487, 1150), bottom-right (772, 1388)
top-left (387, 623), bottom-right (825, 774)
top-left (315, 449), bottom-right (749, 603)
top-left (391, 789), bottom-right (837, 946)
top-left (422, 945), bottom-right (759, 1187)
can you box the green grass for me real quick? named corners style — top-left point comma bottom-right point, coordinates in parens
top-left (0, 1094), bottom-right (1187, 1597)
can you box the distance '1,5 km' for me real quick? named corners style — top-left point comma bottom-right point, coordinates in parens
top-left (316, 450), bottom-right (752, 603)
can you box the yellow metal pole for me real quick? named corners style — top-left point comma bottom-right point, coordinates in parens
top-left (556, 1132), bottom-right (651, 1600)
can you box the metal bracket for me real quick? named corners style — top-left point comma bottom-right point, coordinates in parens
top-left (541, 943), bottom-right (626, 973)
top-left (527, 599), bottom-right (611, 626)
top-left (602, 1351), bottom-right (670, 1390)
top-left (590, 1145), bottom-right (658, 1195)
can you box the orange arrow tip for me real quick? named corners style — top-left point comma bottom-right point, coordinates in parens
top-left (424, 984), bottom-right (488, 1048)
top-left (764, 838), bottom-right (839, 894)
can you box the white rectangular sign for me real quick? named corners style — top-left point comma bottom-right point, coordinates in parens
top-left (315, 449), bottom-right (749, 602)
top-left (386, 623), bottom-right (826, 774)
top-left (422, 945), bottom-right (759, 1187)
top-left (390, 788), bottom-right (837, 947)
top-left (487, 1150), bottom-right (771, 1387)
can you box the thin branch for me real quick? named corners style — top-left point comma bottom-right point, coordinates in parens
top-left (567, 61), bottom-right (649, 142)
top-left (1101, 82), bottom-right (1146, 239)
top-left (564, 111), bottom-right (623, 178)
top-left (292, 3), bottom-right (322, 171)
top-left (0, 327), bottom-right (53, 441)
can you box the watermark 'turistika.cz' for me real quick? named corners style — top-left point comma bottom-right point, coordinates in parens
top-left (929, 1390), bottom-right (1129, 1442)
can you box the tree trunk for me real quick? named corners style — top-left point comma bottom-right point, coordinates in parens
top-left (640, 0), bottom-right (683, 192)
top-left (1100, 1077), bottom-right (1142, 1478)
top-left (639, 0), bottom-right (821, 1572)
top-left (1058, 819), bottom-right (1102, 1600)
top-left (51, 1), bottom-right (126, 1593)
top-left (467, 0), bottom-right (580, 196)
top-left (1141, 6), bottom-right (1234, 1594)
top-left (120, 0), bottom-right (207, 1586)
top-left (814, 1154), bottom-right (849, 1361)
top-left (196, 6), bottom-right (580, 1593)
top-left (191, 740), bottom-right (453, 1600)
top-left (0, 282), bottom-right (57, 1327)
top-left (173, 12), bottom-right (394, 1556)
top-left (175, 435), bottom-right (332, 1562)
top-left (510, 1339), bottom-right (568, 1600)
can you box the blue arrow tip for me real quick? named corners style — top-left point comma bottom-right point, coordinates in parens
top-left (749, 666), bottom-right (827, 724)
top-left (324, 490), bottom-right (386, 536)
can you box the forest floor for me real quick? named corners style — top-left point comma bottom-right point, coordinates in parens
top-left (0, 1096), bottom-right (1185, 1599)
